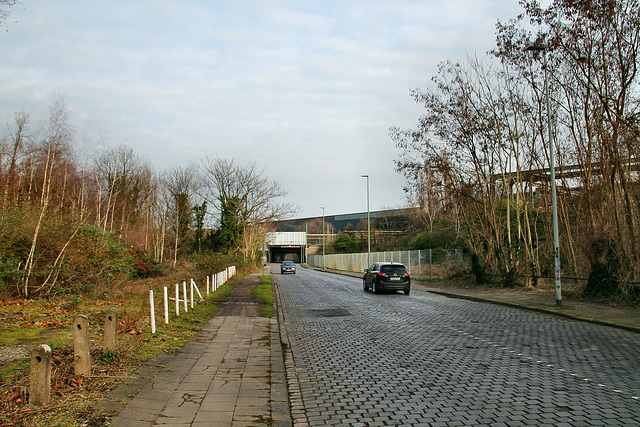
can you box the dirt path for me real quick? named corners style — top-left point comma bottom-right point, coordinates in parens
top-left (216, 274), bottom-right (261, 317)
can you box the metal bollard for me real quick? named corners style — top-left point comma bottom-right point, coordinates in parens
top-left (29, 344), bottom-right (52, 406)
top-left (73, 315), bottom-right (91, 376)
top-left (104, 309), bottom-right (118, 352)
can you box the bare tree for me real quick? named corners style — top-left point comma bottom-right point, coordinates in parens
top-left (163, 164), bottom-right (199, 266)
top-left (393, 54), bottom-right (547, 284)
top-left (393, 0), bottom-right (640, 292)
top-left (92, 144), bottom-right (155, 240)
top-left (0, 0), bottom-right (17, 26)
top-left (493, 0), bottom-right (640, 286)
top-left (201, 157), bottom-right (298, 260)
top-left (1, 110), bottom-right (29, 214)
top-left (22, 95), bottom-right (73, 297)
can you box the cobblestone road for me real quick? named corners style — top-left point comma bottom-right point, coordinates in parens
top-left (274, 267), bottom-right (640, 426)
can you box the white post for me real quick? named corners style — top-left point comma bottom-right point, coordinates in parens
top-left (149, 290), bottom-right (156, 334)
top-left (190, 279), bottom-right (194, 309)
top-left (206, 276), bottom-right (210, 297)
top-left (175, 283), bottom-right (180, 316)
top-left (163, 286), bottom-right (169, 324)
top-left (182, 281), bottom-right (188, 313)
top-left (191, 278), bottom-right (203, 300)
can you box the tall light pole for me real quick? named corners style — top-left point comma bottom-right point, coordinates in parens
top-left (526, 44), bottom-right (562, 306)
top-left (361, 175), bottom-right (371, 268)
top-left (320, 206), bottom-right (325, 270)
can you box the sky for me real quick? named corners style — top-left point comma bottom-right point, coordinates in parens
top-left (0, 0), bottom-right (526, 218)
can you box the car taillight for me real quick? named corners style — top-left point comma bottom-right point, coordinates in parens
top-left (377, 272), bottom-right (387, 277)
top-left (404, 273), bottom-right (410, 277)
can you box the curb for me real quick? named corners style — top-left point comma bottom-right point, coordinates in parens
top-left (272, 274), bottom-right (308, 426)
top-left (424, 288), bottom-right (640, 335)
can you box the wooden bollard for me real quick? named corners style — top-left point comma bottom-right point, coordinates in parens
top-left (29, 344), bottom-right (52, 406)
top-left (73, 315), bottom-right (91, 376)
top-left (104, 309), bottom-right (118, 351)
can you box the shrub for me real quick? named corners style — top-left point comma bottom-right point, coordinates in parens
top-left (0, 256), bottom-right (22, 295)
top-left (130, 249), bottom-right (163, 278)
top-left (584, 239), bottom-right (620, 297)
top-left (471, 253), bottom-right (489, 285)
top-left (333, 232), bottom-right (360, 253)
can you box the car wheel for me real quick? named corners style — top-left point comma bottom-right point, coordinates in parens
top-left (404, 288), bottom-right (410, 295)
top-left (363, 279), bottom-right (368, 291)
top-left (372, 281), bottom-right (378, 294)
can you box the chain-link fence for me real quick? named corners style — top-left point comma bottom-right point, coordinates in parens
top-left (307, 249), bottom-right (467, 280)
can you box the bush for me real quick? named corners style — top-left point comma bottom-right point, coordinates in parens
top-left (0, 256), bottom-right (22, 295)
top-left (502, 268), bottom-right (519, 288)
top-left (584, 239), bottom-right (620, 297)
top-left (74, 226), bottom-right (135, 279)
top-left (411, 231), bottom-right (432, 250)
top-left (471, 253), bottom-right (489, 285)
top-left (130, 249), bottom-right (163, 278)
top-left (187, 251), bottom-right (252, 273)
top-left (333, 232), bottom-right (360, 253)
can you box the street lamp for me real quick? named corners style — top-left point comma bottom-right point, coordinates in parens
top-left (361, 175), bottom-right (371, 269)
top-left (320, 206), bottom-right (325, 270)
top-left (526, 44), bottom-right (562, 306)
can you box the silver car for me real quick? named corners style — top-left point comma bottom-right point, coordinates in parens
top-left (280, 261), bottom-right (296, 274)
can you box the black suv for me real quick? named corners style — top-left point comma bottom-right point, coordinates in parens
top-left (363, 262), bottom-right (411, 295)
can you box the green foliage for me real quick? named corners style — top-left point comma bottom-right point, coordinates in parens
top-left (219, 196), bottom-right (243, 252)
top-left (64, 295), bottom-right (83, 311)
top-left (412, 231), bottom-right (432, 249)
top-left (174, 192), bottom-right (194, 256)
top-left (191, 201), bottom-right (207, 252)
top-left (333, 232), bottom-right (361, 253)
top-left (74, 225), bottom-right (135, 279)
top-left (0, 256), bottom-right (21, 294)
top-left (411, 225), bottom-right (460, 251)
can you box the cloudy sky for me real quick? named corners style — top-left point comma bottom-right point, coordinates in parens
top-left (1, 0), bottom-right (526, 218)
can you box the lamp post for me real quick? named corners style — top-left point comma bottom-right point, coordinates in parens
top-left (320, 206), bottom-right (325, 270)
top-left (361, 175), bottom-right (371, 269)
top-left (526, 44), bottom-right (562, 306)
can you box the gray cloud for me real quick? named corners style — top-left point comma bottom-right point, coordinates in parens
top-left (0, 0), bottom-right (524, 217)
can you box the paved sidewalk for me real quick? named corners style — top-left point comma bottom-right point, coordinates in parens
top-left (96, 315), bottom-right (290, 426)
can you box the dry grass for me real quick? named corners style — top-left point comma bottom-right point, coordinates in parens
top-left (0, 267), bottom-right (248, 427)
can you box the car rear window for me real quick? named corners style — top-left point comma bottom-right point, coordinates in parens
top-left (380, 265), bottom-right (407, 274)
top-left (283, 261), bottom-right (294, 266)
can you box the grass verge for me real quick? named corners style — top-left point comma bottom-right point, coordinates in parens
top-left (252, 275), bottom-right (274, 318)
